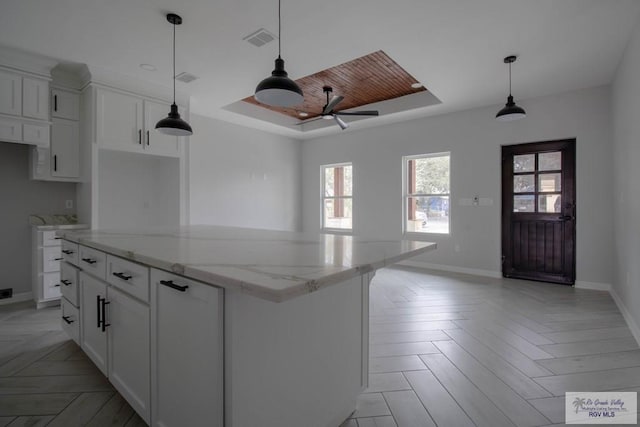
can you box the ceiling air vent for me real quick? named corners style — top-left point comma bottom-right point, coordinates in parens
top-left (243, 28), bottom-right (276, 47)
top-left (175, 72), bottom-right (198, 83)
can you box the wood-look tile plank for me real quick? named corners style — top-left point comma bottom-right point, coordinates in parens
top-left (15, 359), bottom-right (101, 377)
top-left (366, 373), bottom-right (412, 393)
top-left (370, 320), bottom-right (458, 334)
top-left (352, 393), bottom-right (391, 418)
top-left (537, 349), bottom-right (640, 375)
top-left (0, 332), bottom-right (68, 377)
top-left (434, 341), bottom-right (550, 426)
top-left (534, 366), bottom-right (640, 395)
top-left (370, 330), bottom-right (450, 345)
top-left (541, 327), bottom-right (633, 344)
top-left (538, 338), bottom-right (639, 358)
top-left (6, 415), bottom-right (55, 427)
top-left (0, 375), bottom-right (113, 394)
top-left (40, 341), bottom-right (80, 361)
top-left (85, 393), bottom-right (135, 426)
top-left (46, 392), bottom-right (114, 427)
top-left (339, 419), bottom-right (358, 427)
top-left (383, 390), bottom-right (436, 427)
top-left (528, 397), bottom-right (566, 424)
top-left (355, 416), bottom-right (397, 427)
top-left (370, 342), bottom-right (439, 358)
top-left (467, 312), bottom-right (554, 345)
top-left (369, 356), bottom-right (428, 374)
top-left (420, 354), bottom-right (516, 427)
top-left (0, 418), bottom-right (14, 427)
top-left (123, 413), bottom-right (148, 427)
top-left (404, 370), bottom-right (474, 427)
top-left (0, 393), bottom-right (79, 416)
top-left (542, 318), bottom-right (627, 332)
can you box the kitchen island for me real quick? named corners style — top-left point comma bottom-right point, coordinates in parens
top-left (58, 226), bottom-right (436, 427)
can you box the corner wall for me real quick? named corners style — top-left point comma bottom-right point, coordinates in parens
top-left (301, 86), bottom-right (614, 287)
top-left (188, 114), bottom-right (302, 231)
top-left (612, 16), bottom-right (640, 339)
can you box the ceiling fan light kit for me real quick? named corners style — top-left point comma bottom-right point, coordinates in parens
top-left (156, 13), bottom-right (193, 136)
top-left (496, 55), bottom-right (526, 122)
top-left (254, 0), bottom-right (303, 107)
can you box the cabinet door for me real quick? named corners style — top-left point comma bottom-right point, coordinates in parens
top-left (144, 100), bottom-right (181, 158)
top-left (51, 88), bottom-right (79, 120)
top-left (80, 272), bottom-right (108, 375)
top-left (22, 78), bottom-right (49, 120)
top-left (96, 88), bottom-right (143, 153)
top-left (51, 118), bottom-right (80, 178)
top-left (108, 286), bottom-right (150, 424)
top-left (0, 70), bottom-right (21, 116)
top-left (42, 272), bottom-right (61, 299)
top-left (151, 270), bottom-right (223, 427)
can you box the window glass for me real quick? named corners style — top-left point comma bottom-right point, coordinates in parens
top-left (404, 153), bottom-right (450, 234)
top-left (322, 164), bottom-right (353, 231)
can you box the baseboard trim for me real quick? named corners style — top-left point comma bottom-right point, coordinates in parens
top-left (0, 291), bottom-right (33, 306)
top-left (610, 288), bottom-right (640, 346)
top-left (574, 281), bottom-right (611, 291)
top-left (397, 260), bottom-right (502, 279)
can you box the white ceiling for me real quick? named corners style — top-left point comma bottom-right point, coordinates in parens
top-left (1, 0), bottom-right (639, 139)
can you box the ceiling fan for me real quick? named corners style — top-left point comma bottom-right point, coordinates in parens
top-left (298, 86), bottom-right (379, 130)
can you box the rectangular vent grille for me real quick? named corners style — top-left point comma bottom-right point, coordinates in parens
top-left (243, 28), bottom-right (276, 47)
top-left (175, 72), bottom-right (198, 83)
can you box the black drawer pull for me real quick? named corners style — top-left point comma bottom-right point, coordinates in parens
top-left (82, 257), bottom-right (97, 264)
top-left (54, 94), bottom-right (58, 111)
top-left (112, 272), bottom-right (132, 281)
top-left (54, 257), bottom-right (64, 261)
top-left (54, 284), bottom-right (61, 287)
top-left (54, 237), bottom-right (62, 240)
top-left (160, 280), bottom-right (189, 292)
top-left (138, 129), bottom-right (142, 145)
top-left (62, 315), bottom-right (74, 324)
top-left (61, 279), bottom-right (72, 286)
top-left (62, 250), bottom-right (74, 255)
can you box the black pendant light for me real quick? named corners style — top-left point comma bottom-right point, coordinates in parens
top-left (254, 0), bottom-right (303, 107)
top-left (496, 55), bottom-right (526, 122)
top-left (156, 13), bottom-right (193, 136)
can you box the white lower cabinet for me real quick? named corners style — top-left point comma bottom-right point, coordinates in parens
top-left (79, 270), bottom-right (151, 424)
top-left (61, 297), bottom-right (80, 344)
top-left (150, 270), bottom-right (223, 427)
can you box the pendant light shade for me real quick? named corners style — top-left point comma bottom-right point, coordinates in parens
top-left (156, 13), bottom-right (193, 136)
top-left (254, 0), bottom-right (303, 107)
top-left (496, 55), bottom-right (526, 122)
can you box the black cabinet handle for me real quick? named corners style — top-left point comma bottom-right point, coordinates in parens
top-left (96, 295), bottom-right (101, 328)
top-left (146, 130), bottom-right (150, 146)
top-left (138, 129), bottom-right (142, 145)
top-left (62, 315), bottom-right (74, 324)
top-left (54, 257), bottom-right (63, 261)
top-left (112, 272), bottom-right (132, 281)
top-left (101, 299), bottom-right (110, 332)
top-left (62, 250), bottom-right (74, 255)
top-left (160, 280), bottom-right (189, 292)
top-left (54, 284), bottom-right (61, 287)
top-left (61, 279), bottom-right (72, 286)
top-left (54, 237), bottom-right (62, 240)
top-left (54, 154), bottom-right (57, 172)
top-left (82, 258), bottom-right (97, 264)
top-left (54, 94), bottom-right (58, 112)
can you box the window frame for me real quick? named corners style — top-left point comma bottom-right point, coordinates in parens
top-left (402, 152), bottom-right (451, 236)
top-left (321, 162), bottom-right (353, 234)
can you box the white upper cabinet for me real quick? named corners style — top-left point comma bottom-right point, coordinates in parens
top-left (0, 70), bottom-right (22, 116)
top-left (51, 118), bottom-right (80, 178)
top-left (52, 88), bottom-right (80, 120)
top-left (144, 100), bottom-right (180, 157)
top-left (96, 88), bottom-right (144, 152)
top-left (95, 87), bottom-right (181, 158)
top-left (22, 77), bottom-right (49, 120)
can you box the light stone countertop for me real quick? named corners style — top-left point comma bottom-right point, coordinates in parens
top-left (58, 225), bottom-right (436, 302)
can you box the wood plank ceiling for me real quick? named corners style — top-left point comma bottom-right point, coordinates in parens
top-left (242, 50), bottom-right (427, 121)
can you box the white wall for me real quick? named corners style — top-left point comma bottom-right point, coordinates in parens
top-left (189, 114), bottom-right (302, 231)
top-left (0, 143), bottom-right (76, 296)
top-left (612, 16), bottom-right (640, 335)
top-left (302, 86), bottom-right (614, 286)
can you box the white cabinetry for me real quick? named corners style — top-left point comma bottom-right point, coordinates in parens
top-left (51, 118), bottom-right (80, 178)
top-left (52, 88), bottom-right (80, 120)
top-left (76, 247), bottom-right (151, 424)
top-left (95, 88), bottom-right (180, 157)
top-left (150, 270), bottom-right (223, 427)
top-left (22, 77), bottom-right (49, 120)
top-left (31, 229), bottom-right (62, 309)
top-left (0, 70), bottom-right (22, 116)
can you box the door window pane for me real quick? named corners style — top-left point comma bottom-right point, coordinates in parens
top-left (539, 152), bottom-right (562, 171)
top-left (538, 173), bottom-right (561, 192)
top-left (514, 154), bottom-right (534, 172)
top-left (538, 195), bottom-right (561, 213)
top-left (514, 195), bottom-right (535, 212)
top-left (514, 174), bottom-right (535, 193)
top-left (406, 196), bottom-right (449, 234)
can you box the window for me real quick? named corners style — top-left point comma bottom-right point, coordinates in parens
top-left (322, 163), bottom-right (352, 231)
top-left (404, 153), bottom-right (450, 234)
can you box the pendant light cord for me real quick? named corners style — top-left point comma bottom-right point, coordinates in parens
top-left (172, 21), bottom-right (176, 104)
top-left (508, 62), bottom-right (512, 96)
top-left (278, 0), bottom-right (282, 59)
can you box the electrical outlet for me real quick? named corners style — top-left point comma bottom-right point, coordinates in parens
top-left (472, 195), bottom-right (479, 206)
top-left (65, 200), bottom-right (73, 209)
top-left (0, 288), bottom-right (13, 299)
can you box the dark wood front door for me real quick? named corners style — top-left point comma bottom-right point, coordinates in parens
top-left (502, 139), bottom-right (576, 285)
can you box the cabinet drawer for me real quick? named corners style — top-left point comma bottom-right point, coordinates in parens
top-left (42, 246), bottom-right (62, 273)
top-left (41, 230), bottom-right (62, 247)
top-left (0, 117), bottom-right (22, 142)
top-left (42, 271), bottom-right (61, 300)
top-left (23, 123), bottom-right (50, 147)
top-left (107, 255), bottom-right (149, 303)
top-left (61, 297), bottom-right (80, 344)
top-left (60, 262), bottom-right (79, 307)
top-left (79, 245), bottom-right (107, 280)
top-left (61, 240), bottom-right (79, 265)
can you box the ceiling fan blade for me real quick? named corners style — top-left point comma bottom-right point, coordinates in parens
top-left (322, 95), bottom-right (344, 115)
top-left (333, 110), bottom-right (379, 117)
top-left (294, 117), bottom-right (323, 126)
top-left (334, 115), bottom-right (349, 130)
